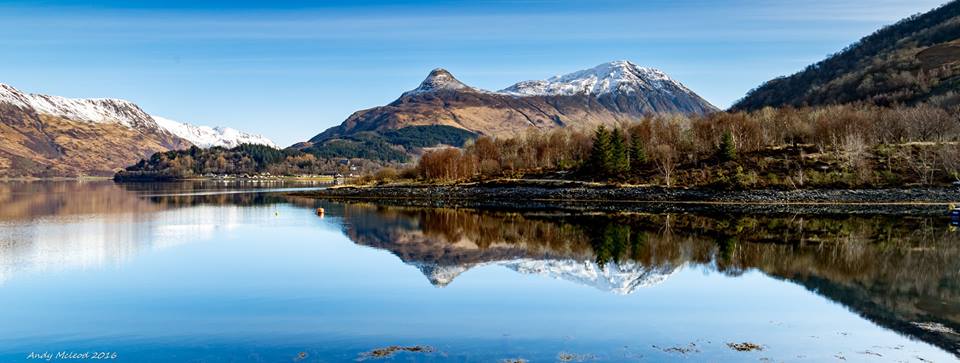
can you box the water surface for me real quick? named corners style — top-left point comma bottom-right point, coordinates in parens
top-left (0, 181), bottom-right (958, 362)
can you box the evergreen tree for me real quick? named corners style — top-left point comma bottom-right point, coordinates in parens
top-left (610, 128), bottom-right (629, 174)
top-left (719, 131), bottom-right (737, 162)
top-left (630, 136), bottom-right (648, 172)
top-left (589, 126), bottom-right (612, 176)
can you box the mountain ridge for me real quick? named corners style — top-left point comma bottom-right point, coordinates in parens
top-left (0, 83), bottom-right (276, 177)
top-left (152, 115), bottom-right (277, 149)
top-left (298, 60), bottom-right (717, 160)
top-left (499, 60), bottom-right (691, 97)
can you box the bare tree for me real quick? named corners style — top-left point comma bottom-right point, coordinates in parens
top-left (902, 105), bottom-right (953, 142)
top-left (897, 146), bottom-right (937, 185)
top-left (939, 143), bottom-right (960, 182)
top-left (652, 144), bottom-right (678, 187)
top-left (841, 133), bottom-right (870, 181)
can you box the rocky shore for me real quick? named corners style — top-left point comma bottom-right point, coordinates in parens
top-left (292, 181), bottom-right (960, 215)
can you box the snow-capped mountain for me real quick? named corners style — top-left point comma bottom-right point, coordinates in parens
top-left (152, 115), bottom-right (277, 149)
top-left (0, 82), bottom-right (275, 177)
top-left (0, 83), bottom-right (276, 149)
top-left (499, 60), bottom-right (691, 97)
top-left (0, 83), bottom-right (157, 129)
top-left (303, 60), bottom-right (717, 148)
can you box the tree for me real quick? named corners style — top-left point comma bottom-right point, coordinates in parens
top-left (653, 144), bottom-right (677, 187)
top-left (630, 136), bottom-right (648, 172)
top-left (897, 146), bottom-right (936, 185)
top-left (939, 143), bottom-right (960, 182)
top-left (610, 128), bottom-right (629, 174)
top-left (588, 126), bottom-right (613, 176)
top-left (719, 131), bottom-right (737, 162)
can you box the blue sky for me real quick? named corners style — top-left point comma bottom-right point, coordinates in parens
top-left (0, 0), bottom-right (948, 146)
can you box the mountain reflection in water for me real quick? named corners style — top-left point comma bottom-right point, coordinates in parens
top-left (331, 203), bottom-right (960, 355)
top-left (0, 181), bottom-right (958, 359)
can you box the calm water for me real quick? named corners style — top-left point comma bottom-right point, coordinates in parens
top-left (0, 181), bottom-right (959, 362)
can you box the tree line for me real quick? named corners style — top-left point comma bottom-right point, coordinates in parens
top-left (410, 103), bottom-right (960, 188)
top-left (115, 144), bottom-right (381, 180)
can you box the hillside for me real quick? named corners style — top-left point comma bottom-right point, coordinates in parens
top-left (733, 1), bottom-right (960, 110)
top-left (0, 83), bottom-right (275, 177)
top-left (0, 86), bottom-right (188, 177)
top-left (297, 61), bottom-right (716, 161)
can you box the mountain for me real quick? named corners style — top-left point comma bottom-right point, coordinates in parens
top-left (297, 61), bottom-right (716, 161)
top-left (733, 2), bottom-right (960, 110)
top-left (0, 83), bottom-right (275, 177)
top-left (500, 60), bottom-right (707, 102)
top-left (152, 115), bottom-right (277, 149)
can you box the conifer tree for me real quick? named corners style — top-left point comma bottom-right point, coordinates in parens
top-left (719, 131), bottom-right (737, 162)
top-left (630, 136), bottom-right (647, 172)
top-left (610, 128), bottom-right (629, 174)
top-left (589, 126), bottom-right (612, 176)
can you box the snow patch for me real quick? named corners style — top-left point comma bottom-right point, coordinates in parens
top-left (499, 60), bottom-right (691, 97)
top-left (401, 68), bottom-right (486, 97)
top-left (152, 115), bottom-right (277, 149)
top-left (0, 82), bottom-right (276, 149)
top-left (0, 83), bottom-right (154, 128)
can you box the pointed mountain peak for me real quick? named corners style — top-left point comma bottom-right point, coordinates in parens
top-left (427, 67), bottom-right (455, 78)
top-left (403, 67), bottom-right (475, 96)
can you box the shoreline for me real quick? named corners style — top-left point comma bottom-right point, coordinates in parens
top-left (292, 180), bottom-right (960, 215)
top-left (0, 176), bottom-right (113, 182)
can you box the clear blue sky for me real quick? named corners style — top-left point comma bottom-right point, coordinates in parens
top-left (0, 0), bottom-right (947, 146)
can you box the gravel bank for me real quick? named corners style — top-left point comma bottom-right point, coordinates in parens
top-left (292, 183), bottom-right (960, 216)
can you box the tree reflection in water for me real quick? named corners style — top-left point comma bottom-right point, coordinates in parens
top-left (330, 203), bottom-right (960, 355)
top-left (3, 181), bottom-right (955, 356)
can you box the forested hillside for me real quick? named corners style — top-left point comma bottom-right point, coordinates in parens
top-left (114, 144), bottom-right (359, 181)
top-left (734, 1), bottom-right (960, 110)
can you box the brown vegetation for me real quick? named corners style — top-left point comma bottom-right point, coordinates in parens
top-left (0, 109), bottom-right (187, 177)
top-left (410, 104), bottom-right (960, 189)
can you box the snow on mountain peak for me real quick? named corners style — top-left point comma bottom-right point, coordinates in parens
top-left (0, 82), bottom-right (276, 150)
top-left (499, 60), bottom-right (689, 97)
top-left (402, 68), bottom-right (478, 96)
top-left (0, 83), bottom-right (154, 128)
top-left (152, 115), bottom-right (277, 149)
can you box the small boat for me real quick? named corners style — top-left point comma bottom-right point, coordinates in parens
top-left (949, 204), bottom-right (960, 217)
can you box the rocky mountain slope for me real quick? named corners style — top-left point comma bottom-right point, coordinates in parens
top-left (297, 61), bottom-right (716, 160)
top-left (0, 83), bottom-right (275, 177)
top-left (733, 1), bottom-right (960, 110)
